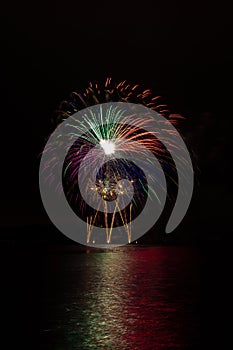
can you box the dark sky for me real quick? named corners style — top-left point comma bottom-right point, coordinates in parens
top-left (0, 0), bottom-right (232, 237)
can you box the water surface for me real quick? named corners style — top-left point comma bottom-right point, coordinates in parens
top-left (40, 246), bottom-right (200, 349)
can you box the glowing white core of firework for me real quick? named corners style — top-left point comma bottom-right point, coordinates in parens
top-left (99, 139), bottom-right (115, 155)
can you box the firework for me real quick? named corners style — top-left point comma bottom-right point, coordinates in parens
top-left (40, 78), bottom-right (192, 246)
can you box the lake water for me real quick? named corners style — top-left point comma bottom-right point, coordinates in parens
top-left (37, 246), bottom-right (200, 349)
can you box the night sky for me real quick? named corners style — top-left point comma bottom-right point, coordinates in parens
top-left (0, 2), bottom-right (232, 350)
top-left (0, 1), bottom-right (232, 237)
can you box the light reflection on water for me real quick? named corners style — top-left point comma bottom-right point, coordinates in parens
top-left (41, 246), bottom-right (200, 349)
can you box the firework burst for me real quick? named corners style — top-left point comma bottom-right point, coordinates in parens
top-left (41, 78), bottom-right (190, 246)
